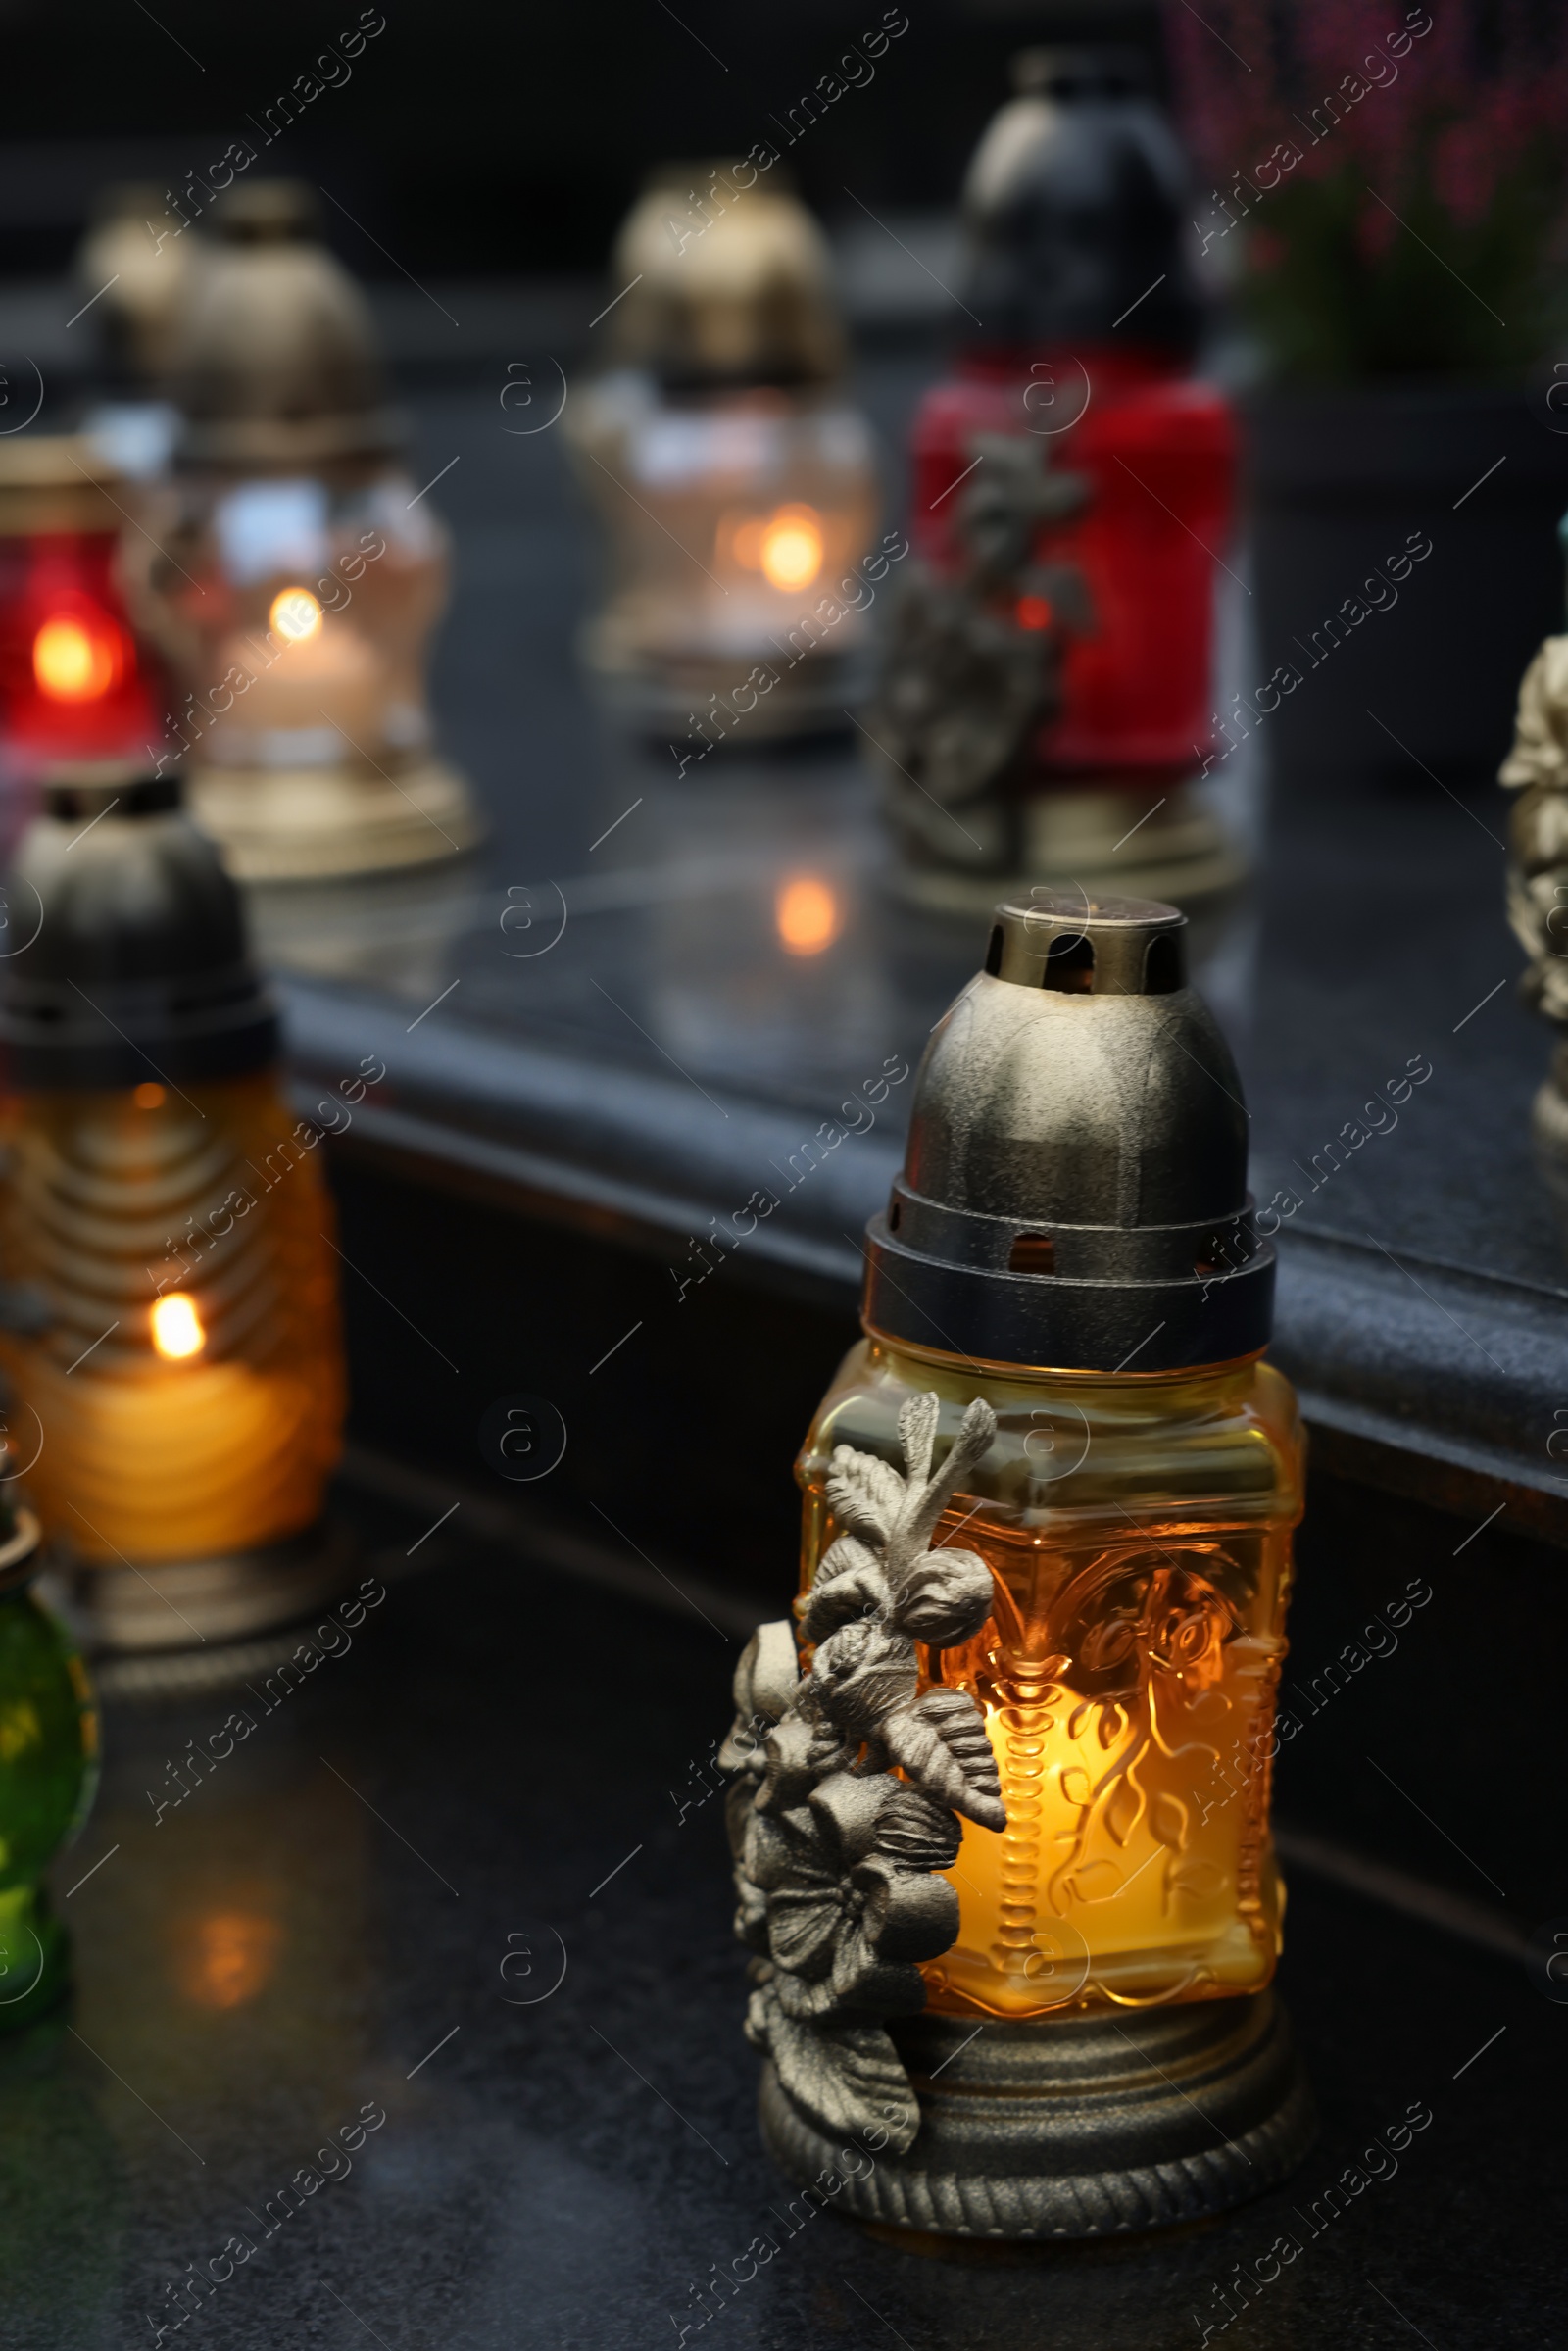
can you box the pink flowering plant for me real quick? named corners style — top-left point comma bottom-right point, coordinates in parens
top-left (1166, 0), bottom-right (1568, 379)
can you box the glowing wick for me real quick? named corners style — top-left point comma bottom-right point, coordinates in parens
top-left (151, 1292), bottom-right (206, 1360)
top-left (775, 874), bottom-right (841, 956)
top-left (32, 614), bottom-right (119, 701)
top-left (760, 507), bottom-right (824, 594)
top-left (269, 586), bottom-right (323, 643)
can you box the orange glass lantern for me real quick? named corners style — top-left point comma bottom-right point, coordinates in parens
top-left (727, 897), bottom-right (1312, 2239)
top-left (569, 167), bottom-right (881, 742)
top-left (0, 763), bottom-right (350, 1655)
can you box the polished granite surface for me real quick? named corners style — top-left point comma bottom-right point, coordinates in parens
top-left (8, 1491), bottom-right (1559, 2351)
top-left (215, 361), bottom-right (1568, 1522)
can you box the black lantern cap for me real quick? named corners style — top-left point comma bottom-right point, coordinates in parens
top-left (861, 896), bottom-right (1273, 1373)
top-left (957, 46), bottom-right (1204, 353)
top-left (0, 761), bottom-right (280, 1092)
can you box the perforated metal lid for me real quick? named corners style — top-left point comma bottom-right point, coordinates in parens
top-left (862, 896), bottom-right (1272, 1371)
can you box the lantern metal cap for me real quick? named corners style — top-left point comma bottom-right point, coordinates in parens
top-left (862, 896), bottom-right (1273, 1372)
top-left (0, 760), bottom-right (279, 1092)
top-left (607, 164), bottom-right (845, 389)
top-left (0, 434), bottom-right (128, 534)
top-left (172, 180), bottom-right (403, 468)
top-left (212, 177), bottom-right (323, 243)
top-left (957, 47), bottom-right (1204, 353)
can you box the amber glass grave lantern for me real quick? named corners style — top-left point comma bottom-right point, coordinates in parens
top-left (0, 762), bottom-right (350, 1656)
top-left (725, 896), bottom-right (1312, 2239)
top-left (122, 180), bottom-right (480, 879)
top-left (569, 166), bottom-right (880, 740)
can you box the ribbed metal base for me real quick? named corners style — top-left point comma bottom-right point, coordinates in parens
top-left (760, 1993), bottom-right (1314, 2241)
top-left (187, 756), bottom-right (482, 880)
top-left (39, 1517), bottom-right (358, 1661)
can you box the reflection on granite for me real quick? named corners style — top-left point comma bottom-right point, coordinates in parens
top-left (229, 376), bottom-right (1568, 1523)
top-left (8, 1504), bottom-right (1553, 2351)
top-left (253, 372), bottom-right (1538, 1259)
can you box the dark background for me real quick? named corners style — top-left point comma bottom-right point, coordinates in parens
top-left (0, 0), bottom-right (1161, 280)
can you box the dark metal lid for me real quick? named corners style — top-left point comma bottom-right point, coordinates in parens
top-left (0, 761), bottom-right (280, 1091)
top-left (957, 45), bottom-right (1204, 353)
top-left (862, 895), bottom-right (1273, 1372)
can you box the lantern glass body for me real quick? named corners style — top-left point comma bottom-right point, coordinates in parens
top-left (910, 348), bottom-right (1235, 779)
top-left (797, 1335), bottom-right (1302, 2017)
top-left (0, 528), bottom-right (161, 778)
top-left (575, 376), bottom-right (879, 702)
top-left (0, 1580), bottom-right (98, 2026)
top-left (125, 465), bottom-right (447, 786)
top-left (0, 1070), bottom-right (345, 1566)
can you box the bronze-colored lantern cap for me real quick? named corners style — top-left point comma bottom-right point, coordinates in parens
top-left (172, 178), bottom-right (402, 469)
top-left (76, 180), bottom-right (198, 387)
top-left (609, 164), bottom-right (845, 389)
top-left (0, 760), bottom-right (279, 1091)
top-left (862, 895), bottom-right (1272, 1371)
top-left (0, 435), bottom-right (127, 536)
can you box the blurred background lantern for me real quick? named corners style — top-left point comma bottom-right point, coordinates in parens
top-left (72, 181), bottom-right (192, 486)
top-left (0, 762), bottom-right (350, 1661)
top-left (74, 183), bottom-right (196, 396)
top-left (0, 437), bottom-right (165, 823)
top-left (120, 180), bottom-right (480, 880)
top-left (872, 48), bottom-right (1242, 914)
top-left (568, 165), bottom-right (881, 741)
top-left (0, 1480), bottom-right (97, 2031)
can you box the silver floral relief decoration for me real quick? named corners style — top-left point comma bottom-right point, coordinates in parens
top-left (721, 1394), bottom-right (1004, 2155)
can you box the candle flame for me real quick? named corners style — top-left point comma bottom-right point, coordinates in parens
top-left (32, 613), bottom-right (121, 702)
top-left (151, 1291), bottom-right (205, 1359)
top-left (759, 507), bottom-right (823, 593)
top-left (269, 586), bottom-right (323, 643)
top-left (775, 874), bottom-right (841, 956)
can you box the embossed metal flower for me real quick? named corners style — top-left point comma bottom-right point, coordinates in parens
top-left (743, 1770), bottom-right (960, 2022)
top-left (718, 1620), bottom-right (801, 1778)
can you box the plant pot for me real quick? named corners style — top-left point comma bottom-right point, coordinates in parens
top-left (1244, 384), bottom-right (1568, 789)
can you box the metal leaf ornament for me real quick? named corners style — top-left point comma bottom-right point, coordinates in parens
top-left (867, 431), bottom-right (1094, 818)
top-left (722, 1395), bottom-right (1003, 2152)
